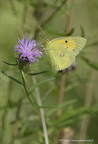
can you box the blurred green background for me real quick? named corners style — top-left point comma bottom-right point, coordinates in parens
top-left (0, 0), bottom-right (98, 144)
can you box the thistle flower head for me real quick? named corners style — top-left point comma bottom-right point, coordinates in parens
top-left (14, 36), bottom-right (42, 66)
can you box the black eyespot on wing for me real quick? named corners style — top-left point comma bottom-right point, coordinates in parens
top-left (65, 40), bottom-right (68, 43)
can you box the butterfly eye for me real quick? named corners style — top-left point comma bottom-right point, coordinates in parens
top-left (65, 40), bottom-right (68, 43)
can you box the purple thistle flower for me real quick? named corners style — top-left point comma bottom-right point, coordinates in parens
top-left (14, 36), bottom-right (42, 66)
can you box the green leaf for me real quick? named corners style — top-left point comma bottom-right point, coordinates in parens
top-left (18, 127), bottom-right (40, 138)
top-left (38, 100), bottom-right (77, 109)
top-left (45, 28), bottom-right (66, 36)
top-left (80, 25), bottom-right (85, 37)
top-left (54, 106), bottom-right (96, 127)
top-left (38, 106), bottom-right (60, 108)
top-left (45, 99), bottom-right (77, 117)
top-left (2, 61), bottom-right (17, 66)
top-left (0, 104), bottom-right (16, 110)
top-left (56, 115), bottom-right (87, 127)
top-left (26, 71), bottom-right (48, 76)
top-left (82, 57), bottom-right (98, 70)
top-left (65, 79), bottom-right (88, 92)
top-left (29, 77), bottom-right (55, 93)
top-left (66, 28), bottom-right (75, 36)
top-left (53, 107), bottom-right (90, 125)
top-left (1, 71), bottom-right (24, 86)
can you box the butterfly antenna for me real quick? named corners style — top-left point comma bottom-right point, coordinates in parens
top-left (38, 26), bottom-right (49, 42)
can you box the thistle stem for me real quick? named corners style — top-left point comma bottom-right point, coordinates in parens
top-left (20, 70), bottom-right (49, 143)
top-left (56, 72), bottom-right (66, 118)
top-left (20, 70), bottom-right (38, 113)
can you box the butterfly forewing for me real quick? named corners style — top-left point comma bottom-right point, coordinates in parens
top-left (70, 37), bottom-right (87, 55)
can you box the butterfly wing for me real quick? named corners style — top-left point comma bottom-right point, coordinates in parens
top-left (46, 43), bottom-right (75, 70)
top-left (67, 37), bottom-right (87, 55)
top-left (49, 36), bottom-right (86, 55)
top-left (45, 36), bottom-right (86, 70)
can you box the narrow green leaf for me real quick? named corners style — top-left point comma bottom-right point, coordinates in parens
top-left (64, 79), bottom-right (88, 93)
top-left (1, 71), bottom-right (24, 86)
top-left (65, 81), bottom-right (80, 92)
top-left (26, 71), bottom-right (48, 76)
top-left (45, 99), bottom-right (77, 117)
top-left (0, 104), bottom-right (16, 110)
top-left (94, 1), bottom-right (98, 9)
top-left (80, 25), bottom-right (85, 37)
top-left (55, 107), bottom-right (96, 127)
top-left (45, 29), bottom-right (66, 36)
top-left (2, 61), bottom-right (17, 66)
top-left (57, 115), bottom-right (88, 127)
top-left (19, 128), bottom-right (40, 138)
top-left (29, 77), bottom-right (55, 93)
top-left (53, 107), bottom-right (91, 125)
top-left (66, 28), bottom-right (74, 36)
top-left (41, 0), bottom-right (67, 28)
top-left (37, 100), bottom-right (76, 109)
top-left (82, 57), bottom-right (98, 70)
top-left (38, 106), bottom-right (60, 108)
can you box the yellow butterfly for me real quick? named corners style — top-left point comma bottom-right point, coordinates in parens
top-left (45, 37), bottom-right (87, 71)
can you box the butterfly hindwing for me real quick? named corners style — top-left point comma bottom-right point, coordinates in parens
top-left (46, 43), bottom-right (75, 70)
